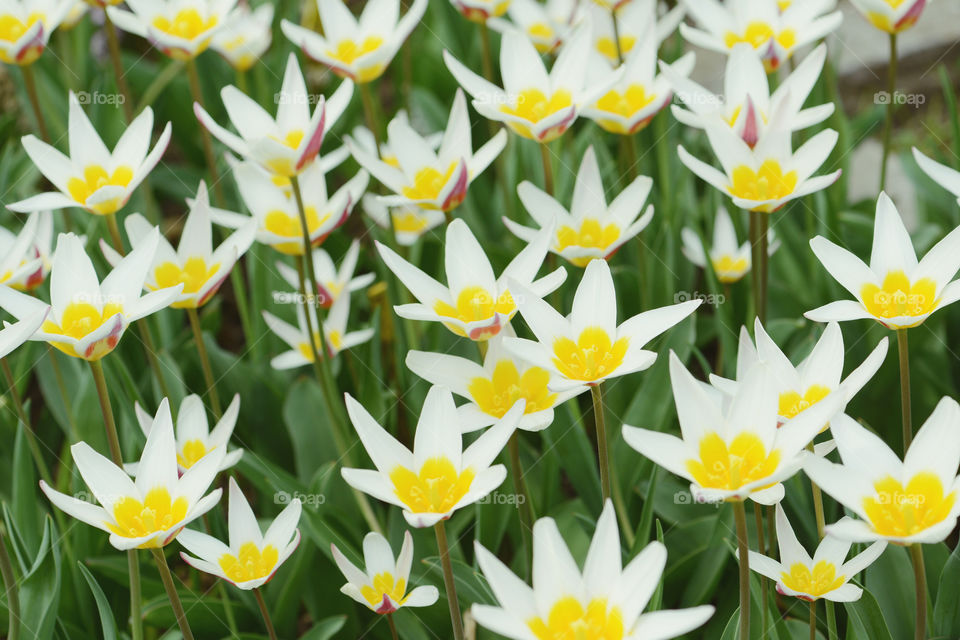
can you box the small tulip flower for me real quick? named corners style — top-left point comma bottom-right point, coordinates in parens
top-left (450, 0), bottom-right (511, 23)
top-left (178, 477), bottom-right (301, 589)
top-left (0, 0), bottom-right (73, 65)
top-left (488, 0), bottom-right (580, 54)
top-left (341, 386), bottom-right (524, 527)
top-left (275, 240), bottom-right (375, 310)
top-left (0, 216), bottom-right (44, 290)
top-left (589, 0), bottom-right (686, 66)
top-left (744, 505), bottom-right (886, 602)
top-left (10, 92), bottom-right (171, 216)
top-left (849, 0), bottom-right (928, 33)
top-left (40, 398), bottom-right (224, 550)
top-left (362, 195), bottom-right (445, 247)
top-left (807, 192), bottom-right (960, 329)
top-left (332, 531), bottom-right (439, 614)
top-left (106, 0), bottom-right (237, 61)
top-left (681, 207), bottom-right (778, 283)
top-left (211, 3), bottom-right (273, 71)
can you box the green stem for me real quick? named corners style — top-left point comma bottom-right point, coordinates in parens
top-left (507, 434), bottom-right (534, 578)
top-left (254, 589), bottom-right (278, 640)
top-left (20, 64), bottom-right (49, 142)
top-left (150, 548), bottom-right (194, 640)
top-left (910, 544), bottom-right (927, 640)
top-left (135, 60), bottom-right (184, 115)
top-left (898, 328), bottom-right (912, 452)
top-left (2, 357), bottom-right (53, 484)
top-left (359, 81), bottom-right (384, 149)
top-left (0, 529), bottom-right (20, 640)
top-left (591, 385), bottom-right (611, 503)
top-left (186, 58), bottom-right (226, 206)
top-left (611, 7), bottom-right (625, 65)
top-left (880, 34), bottom-right (897, 192)
top-left (810, 600), bottom-right (817, 640)
top-left (479, 22), bottom-right (496, 83)
top-left (539, 142), bottom-right (554, 196)
top-left (127, 551), bottom-right (143, 640)
top-left (387, 613), bottom-right (399, 640)
top-left (187, 308), bottom-right (222, 419)
top-left (105, 214), bottom-right (125, 257)
top-left (826, 601), bottom-right (838, 640)
top-left (759, 214), bottom-right (769, 324)
top-left (734, 501), bottom-right (751, 640)
top-left (754, 503), bottom-right (767, 636)
top-left (435, 521), bottom-right (465, 640)
top-left (103, 11), bottom-right (134, 122)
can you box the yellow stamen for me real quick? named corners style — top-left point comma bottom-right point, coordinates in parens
top-left (527, 597), bottom-right (625, 640)
top-left (712, 255), bottom-right (750, 283)
top-left (66, 165), bottom-right (134, 215)
top-left (551, 327), bottom-right (628, 382)
top-left (177, 439), bottom-right (208, 469)
top-left (780, 561), bottom-right (846, 598)
top-left (154, 257), bottom-right (221, 308)
top-left (106, 487), bottom-right (188, 547)
top-left (596, 35), bottom-right (636, 64)
top-left (555, 219), bottom-right (621, 265)
top-left (390, 457), bottom-right (475, 513)
top-left (778, 385), bottom-right (831, 420)
top-left (593, 85), bottom-right (658, 134)
top-left (326, 36), bottom-right (386, 82)
top-left (401, 161), bottom-right (461, 209)
top-left (686, 432), bottom-right (781, 493)
top-left (152, 9), bottom-right (218, 39)
top-left (361, 572), bottom-right (409, 608)
top-left (263, 207), bottom-right (330, 255)
top-left (728, 160), bottom-right (798, 212)
top-left (468, 360), bottom-right (558, 418)
top-left (500, 88), bottom-right (573, 141)
top-left (861, 271), bottom-right (937, 323)
top-left (863, 472), bottom-right (956, 538)
top-left (433, 286), bottom-right (515, 328)
top-left (218, 542), bottom-right (279, 583)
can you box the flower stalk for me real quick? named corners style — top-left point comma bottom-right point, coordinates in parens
top-left (435, 520), bottom-right (465, 640)
top-left (898, 328), bottom-right (912, 451)
top-left (103, 11), bottom-right (134, 122)
top-left (540, 143), bottom-right (554, 195)
top-left (20, 64), bottom-right (49, 142)
top-left (880, 34), bottom-right (898, 192)
top-left (187, 308), bottom-right (222, 419)
top-left (151, 548), bottom-right (194, 640)
top-left (733, 501), bottom-right (750, 640)
top-left (254, 588), bottom-right (278, 640)
top-left (910, 544), bottom-right (926, 640)
top-left (186, 59), bottom-right (226, 206)
top-left (591, 384), bottom-right (612, 502)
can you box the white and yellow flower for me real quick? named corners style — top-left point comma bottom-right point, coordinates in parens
top-left (679, 0), bottom-right (842, 72)
top-left (914, 148), bottom-right (960, 207)
top-left (196, 53), bottom-right (352, 177)
top-left (350, 110), bottom-right (444, 169)
top-left (101, 183), bottom-right (256, 309)
top-left (488, 0), bottom-right (580, 54)
top-left (106, 0), bottom-right (236, 60)
top-left (276, 240), bottom-right (374, 310)
top-left (406, 328), bottom-right (586, 433)
top-left (849, 0), bottom-right (928, 33)
top-left (710, 319), bottom-right (888, 426)
top-left (0, 216), bottom-right (44, 290)
top-left (348, 90), bottom-right (506, 213)
top-left (215, 159), bottom-right (368, 256)
top-left (804, 397), bottom-right (960, 545)
top-left (506, 146), bottom-right (654, 267)
top-left (0, 0), bottom-right (73, 64)
top-left (667, 43), bottom-right (833, 147)
top-left (178, 477), bottom-right (301, 589)
top-left (504, 259), bottom-right (700, 389)
top-left (40, 398), bottom-right (224, 550)
top-left (589, 0), bottom-right (685, 66)
top-left (0, 231), bottom-right (183, 361)
top-left (132, 394), bottom-right (243, 474)
top-left (60, 1), bottom-right (87, 30)
top-left (376, 219), bottom-right (565, 341)
top-left (744, 505), bottom-right (886, 602)
top-left (362, 194), bottom-right (445, 247)
top-left (473, 500), bottom-right (715, 639)
top-left (281, 0), bottom-right (427, 84)
top-left (681, 207), bottom-right (778, 283)
top-left (807, 192), bottom-right (960, 330)
top-left (450, 0), bottom-right (511, 23)
top-left (10, 92), bottom-right (171, 216)
top-left (331, 531), bottom-right (439, 614)
top-left (623, 352), bottom-right (843, 504)
top-left (444, 24), bottom-right (619, 142)
top-left (678, 121), bottom-right (840, 214)
top-left (211, 3), bottom-right (273, 71)
top-left (0, 306), bottom-right (49, 358)
top-left (262, 290), bottom-right (374, 370)
top-left (341, 386), bottom-right (524, 527)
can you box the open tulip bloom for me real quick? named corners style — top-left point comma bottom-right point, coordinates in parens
top-left (362, 194), bottom-right (445, 247)
top-left (450, 0), bottom-right (511, 22)
top-left (106, 0), bottom-right (237, 60)
top-left (348, 90), bottom-right (506, 213)
top-left (804, 398), bottom-right (960, 545)
top-left (341, 386), bottom-right (524, 527)
top-left (263, 290), bottom-right (373, 370)
top-left (211, 3), bottom-right (273, 71)
top-left (624, 352), bottom-right (844, 504)
top-left (5, 211), bottom-right (57, 291)
top-left (745, 505), bottom-right (886, 602)
top-left (196, 53), bottom-right (352, 177)
top-left (849, 0), bottom-right (927, 33)
top-left (0, 306), bottom-right (49, 359)
top-left (0, 215), bottom-right (43, 290)
top-left (914, 147), bottom-right (960, 207)
top-left (217, 158), bottom-right (368, 256)
top-left (679, 120), bottom-right (841, 214)
top-left (807, 192), bottom-right (960, 329)
top-left (377, 219), bottom-right (564, 341)
top-left (679, 0), bottom-right (842, 72)
top-left (10, 92), bottom-right (171, 216)
top-left (589, 0), bottom-right (686, 66)
top-left (179, 477), bottom-right (301, 589)
top-left (488, 0), bottom-right (580, 54)
top-left (710, 319), bottom-right (888, 425)
top-left (506, 146), bottom-right (654, 267)
top-left (276, 240), bottom-right (375, 309)
top-left (681, 207), bottom-right (778, 283)
top-left (0, 231), bottom-right (183, 361)
top-left (444, 24), bottom-right (620, 143)
top-left (406, 328), bottom-right (586, 433)
top-left (473, 501), bottom-right (715, 639)
top-left (40, 398), bottom-right (224, 550)
top-left (131, 394), bottom-right (243, 475)
top-left (101, 183), bottom-right (256, 309)
top-left (332, 531), bottom-right (439, 614)
top-left (350, 110), bottom-right (443, 170)
top-left (282, 0), bottom-right (427, 84)
top-left (504, 259), bottom-right (700, 389)
top-left (0, 0), bottom-right (73, 64)
top-left (667, 43), bottom-right (834, 147)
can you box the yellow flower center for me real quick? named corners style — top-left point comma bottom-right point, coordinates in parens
top-left (556, 219), bottom-right (621, 265)
top-left (777, 0), bottom-right (792, 9)
top-left (500, 88), bottom-right (574, 140)
top-left (861, 271), bottom-right (937, 322)
top-left (106, 487), bottom-right (188, 547)
top-left (867, 1), bottom-right (917, 32)
top-left (389, 457), bottom-right (476, 514)
top-left (528, 23), bottom-right (555, 51)
top-left (264, 207), bottom-right (330, 255)
top-left (154, 257), bottom-right (221, 307)
top-left (551, 327), bottom-right (628, 382)
top-left (780, 561), bottom-right (846, 598)
top-left (728, 160), bottom-right (798, 211)
top-left (527, 597), bottom-right (625, 640)
top-left (360, 572), bottom-right (409, 608)
top-left (327, 36), bottom-right (386, 81)
top-left (177, 439), bottom-right (208, 469)
top-left (67, 165), bottom-right (135, 215)
top-left (277, 129), bottom-right (305, 149)
top-left (724, 22), bottom-right (796, 52)
top-left (433, 286), bottom-right (515, 325)
top-left (594, 85), bottom-right (657, 122)
top-left (778, 385), bottom-right (831, 420)
top-left (461, 0), bottom-right (511, 22)
top-left (863, 472), bottom-right (956, 538)
top-left (297, 329), bottom-right (342, 361)
top-left (392, 211), bottom-right (429, 233)
top-left (468, 360), bottom-right (558, 418)
top-left (152, 9), bottom-right (218, 40)
top-left (218, 542), bottom-right (279, 583)
top-left (401, 161), bottom-right (460, 208)
top-left (686, 432), bottom-right (781, 493)
top-left (596, 35), bottom-right (636, 64)
top-left (0, 12), bottom-right (43, 42)
top-left (712, 255), bottom-right (750, 282)
top-left (43, 302), bottom-right (124, 341)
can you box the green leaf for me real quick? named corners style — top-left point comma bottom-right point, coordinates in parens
top-left (18, 518), bottom-right (61, 640)
top-left (298, 615), bottom-right (346, 640)
top-left (934, 540), bottom-right (960, 637)
top-left (76, 562), bottom-right (118, 640)
top-left (844, 588), bottom-right (894, 640)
